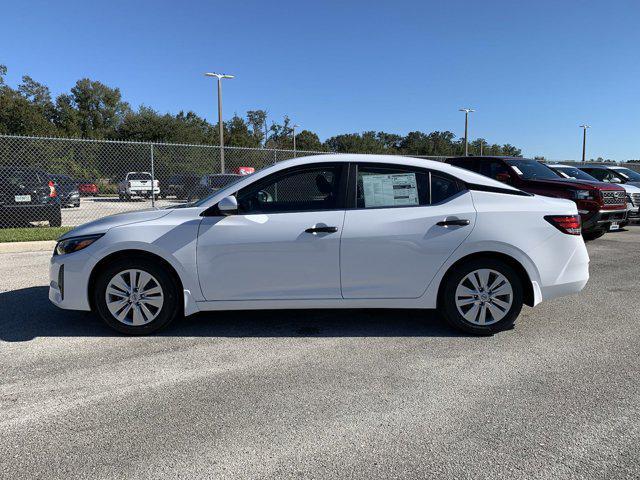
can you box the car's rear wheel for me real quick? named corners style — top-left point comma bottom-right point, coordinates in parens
top-left (93, 257), bottom-right (181, 335)
top-left (440, 258), bottom-right (523, 335)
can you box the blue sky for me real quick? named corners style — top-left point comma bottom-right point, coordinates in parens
top-left (2, 0), bottom-right (639, 159)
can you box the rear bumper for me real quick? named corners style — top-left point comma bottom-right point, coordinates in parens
top-left (581, 208), bottom-right (627, 232)
top-left (539, 238), bottom-right (590, 302)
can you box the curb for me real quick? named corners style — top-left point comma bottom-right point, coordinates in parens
top-left (0, 240), bottom-right (57, 254)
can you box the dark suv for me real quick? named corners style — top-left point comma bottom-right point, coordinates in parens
top-left (0, 167), bottom-right (62, 227)
top-left (164, 174), bottom-right (200, 199)
top-left (445, 157), bottom-right (627, 240)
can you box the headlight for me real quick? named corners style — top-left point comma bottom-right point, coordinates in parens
top-left (569, 189), bottom-right (595, 200)
top-left (55, 234), bottom-right (103, 255)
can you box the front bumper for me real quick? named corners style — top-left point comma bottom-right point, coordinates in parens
top-left (581, 208), bottom-right (627, 232)
top-left (49, 251), bottom-right (92, 312)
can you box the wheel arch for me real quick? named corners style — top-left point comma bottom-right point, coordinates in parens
top-left (436, 251), bottom-right (536, 308)
top-left (87, 249), bottom-right (185, 313)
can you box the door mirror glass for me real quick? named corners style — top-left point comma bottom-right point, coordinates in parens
top-left (218, 195), bottom-right (238, 215)
top-left (610, 177), bottom-right (623, 183)
top-left (495, 172), bottom-right (511, 184)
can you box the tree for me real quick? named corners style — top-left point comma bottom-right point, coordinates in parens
top-left (295, 130), bottom-right (323, 151)
top-left (70, 78), bottom-right (130, 138)
top-left (246, 110), bottom-right (267, 146)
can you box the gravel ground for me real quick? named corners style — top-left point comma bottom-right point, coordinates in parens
top-left (0, 229), bottom-right (639, 479)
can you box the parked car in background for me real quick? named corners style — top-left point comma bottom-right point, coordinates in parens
top-left (49, 154), bottom-right (589, 336)
top-left (548, 164), bottom-right (640, 227)
top-left (49, 174), bottom-right (80, 208)
top-left (77, 180), bottom-right (99, 196)
top-left (579, 165), bottom-right (640, 188)
top-left (445, 157), bottom-right (627, 240)
top-left (0, 167), bottom-right (62, 227)
top-left (163, 174), bottom-right (200, 200)
top-left (118, 172), bottom-right (160, 200)
top-left (186, 174), bottom-right (243, 202)
top-left (608, 166), bottom-right (640, 187)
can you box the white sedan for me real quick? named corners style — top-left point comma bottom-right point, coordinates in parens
top-left (49, 154), bottom-right (589, 335)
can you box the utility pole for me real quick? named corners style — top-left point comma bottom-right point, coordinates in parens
top-left (579, 125), bottom-right (590, 163)
top-left (292, 124), bottom-right (299, 157)
top-left (459, 108), bottom-right (475, 156)
top-left (205, 72), bottom-right (234, 172)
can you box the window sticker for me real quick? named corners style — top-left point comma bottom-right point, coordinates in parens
top-left (362, 173), bottom-right (419, 208)
top-left (511, 166), bottom-right (523, 176)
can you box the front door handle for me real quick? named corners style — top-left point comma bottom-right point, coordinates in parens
top-left (436, 219), bottom-right (470, 227)
top-left (305, 226), bottom-right (338, 234)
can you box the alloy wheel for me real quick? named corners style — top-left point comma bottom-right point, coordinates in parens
top-left (105, 269), bottom-right (164, 326)
top-left (455, 269), bottom-right (513, 325)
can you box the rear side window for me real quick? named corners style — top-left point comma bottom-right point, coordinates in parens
top-left (128, 173), bottom-right (152, 180)
top-left (478, 160), bottom-right (510, 180)
top-left (447, 158), bottom-right (479, 173)
top-left (355, 165), bottom-right (461, 208)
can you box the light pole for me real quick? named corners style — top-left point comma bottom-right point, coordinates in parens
top-left (292, 124), bottom-right (299, 157)
top-left (205, 72), bottom-right (234, 172)
top-left (479, 139), bottom-right (484, 156)
top-left (579, 125), bottom-right (590, 163)
top-left (459, 108), bottom-right (475, 156)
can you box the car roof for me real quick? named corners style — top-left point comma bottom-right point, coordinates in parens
top-left (546, 164), bottom-right (575, 168)
top-left (265, 154), bottom-right (520, 191)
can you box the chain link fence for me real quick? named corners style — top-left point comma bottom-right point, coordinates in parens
top-left (0, 134), bottom-right (331, 228)
top-left (1, 133), bottom-right (639, 230)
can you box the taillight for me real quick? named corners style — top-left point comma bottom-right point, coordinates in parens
top-left (545, 215), bottom-right (581, 235)
top-left (48, 180), bottom-right (57, 198)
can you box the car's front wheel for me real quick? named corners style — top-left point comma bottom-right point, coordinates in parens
top-left (93, 257), bottom-right (181, 335)
top-left (440, 258), bottom-right (523, 335)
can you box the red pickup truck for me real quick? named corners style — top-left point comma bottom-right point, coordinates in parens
top-left (445, 157), bottom-right (627, 240)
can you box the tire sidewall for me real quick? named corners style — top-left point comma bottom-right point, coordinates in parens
top-left (93, 257), bottom-right (180, 335)
top-left (441, 258), bottom-right (524, 335)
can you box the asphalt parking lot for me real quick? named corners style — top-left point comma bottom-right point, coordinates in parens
top-left (1, 230), bottom-right (639, 479)
top-left (62, 196), bottom-right (184, 226)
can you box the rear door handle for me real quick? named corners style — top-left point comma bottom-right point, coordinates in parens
top-left (305, 226), bottom-right (338, 234)
top-left (436, 219), bottom-right (470, 227)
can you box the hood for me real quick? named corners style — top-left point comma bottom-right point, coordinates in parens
top-left (623, 181), bottom-right (640, 189)
top-left (59, 208), bottom-right (173, 240)
top-left (524, 177), bottom-right (624, 191)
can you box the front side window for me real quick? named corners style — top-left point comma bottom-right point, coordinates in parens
top-left (237, 166), bottom-right (342, 214)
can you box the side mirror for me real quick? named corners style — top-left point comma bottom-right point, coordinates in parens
top-left (610, 177), bottom-right (623, 183)
top-left (218, 195), bottom-right (238, 216)
top-left (495, 172), bottom-right (511, 184)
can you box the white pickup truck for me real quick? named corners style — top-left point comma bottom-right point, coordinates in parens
top-left (118, 172), bottom-right (160, 200)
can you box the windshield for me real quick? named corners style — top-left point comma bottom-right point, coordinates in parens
top-left (553, 167), bottom-right (599, 182)
top-left (207, 174), bottom-right (242, 188)
top-left (505, 159), bottom-right (560, 180)
top-left (190, 175), bottom-right (249, 207)
top-left (613, 168), bottom-right (640, 181)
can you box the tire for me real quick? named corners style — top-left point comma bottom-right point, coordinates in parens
top-left (93, 257), bottom-right (181, 335)
top-left (583, 229), bottom-right (606, 241)
top-left (439, 258), bottom-right (524, 335)
top-left (48, 207), bottom-right (62, 227)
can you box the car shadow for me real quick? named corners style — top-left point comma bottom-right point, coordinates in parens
top-left (0, 287), bottom-right (464, 342)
